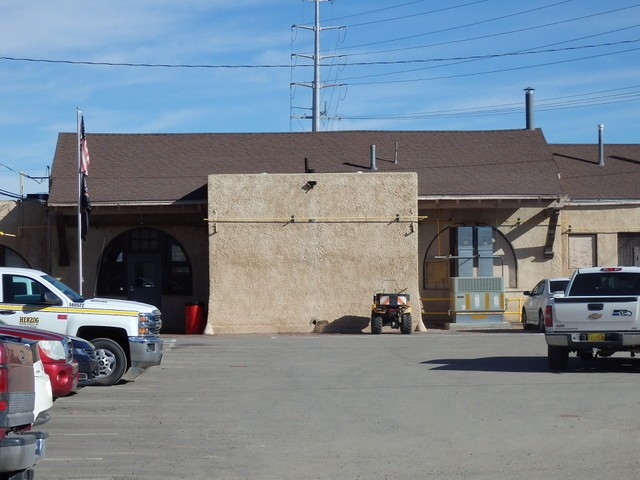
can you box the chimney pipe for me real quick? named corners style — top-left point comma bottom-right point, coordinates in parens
top-left (370, 144), bottom-right (377, 171)
top-left (394, 141), bottom-right (398, 164)
top-left (524, 87), bottom-right (535, 130)
top-left (598, 124), bottom-right (605, 167)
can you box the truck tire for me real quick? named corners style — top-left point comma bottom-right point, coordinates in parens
top-left (371, 316), bottom-right (383, 335)
top-left (521, 309), bottom-right (530, 331)
top-left (92, 338), bottom-right (127, 386)
top-left (400, 314), bottom-right (412, 335)
top-left (548, 345), bottom-right (569, 371)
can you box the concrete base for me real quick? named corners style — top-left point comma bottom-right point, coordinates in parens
top-left (445, 321), bottom-right (515, 330)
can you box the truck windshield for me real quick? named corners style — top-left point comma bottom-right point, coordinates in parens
top-left (42, 274), bottom-right (85, 302)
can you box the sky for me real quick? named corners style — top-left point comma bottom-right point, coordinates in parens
top-left (1, 0), bottom-right (639, 198)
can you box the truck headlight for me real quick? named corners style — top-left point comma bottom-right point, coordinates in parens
top-left (39, 340), bottom-right (67, 361)
top-left (138, 313), bottom-right (151, 335)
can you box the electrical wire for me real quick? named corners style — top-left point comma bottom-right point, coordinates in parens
top-left (335, 0), bottom-right (579, 50)
top-left (343, 45), bottom-right (640, 85)
top-left (338, 85), bottom-right (640, 121)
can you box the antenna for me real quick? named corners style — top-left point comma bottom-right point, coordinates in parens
top-left (291, 0), bottom-right (345, 132)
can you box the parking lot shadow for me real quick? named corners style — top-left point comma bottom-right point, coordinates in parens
top-left (422, 356), bottom-right (547, 373)
top-left (423, 356), bottom-right (640, 373)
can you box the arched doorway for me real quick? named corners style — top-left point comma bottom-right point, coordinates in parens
top-left (96, 228), bottom-right (192, 310)
top-left (0, 246), bottom-right (29, 268)
top-left (421, 224), bottom-right (517, 323)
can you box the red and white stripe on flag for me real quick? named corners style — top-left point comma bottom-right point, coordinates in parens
top-left (80, 117), bottom-right (91, 175)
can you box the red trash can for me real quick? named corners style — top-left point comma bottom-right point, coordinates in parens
top-left (184, 301), bottom-right (206, 334)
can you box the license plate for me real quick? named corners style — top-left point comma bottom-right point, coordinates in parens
top-left (587, 333), bottom-right (606, 341)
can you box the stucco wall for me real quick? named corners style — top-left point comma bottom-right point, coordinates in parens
top-left (559, 205), bottom-right (640, 272)
top-left (0, 200), bottom-right (49, 269)
top-left (206, 173), bottom-right (420, 334)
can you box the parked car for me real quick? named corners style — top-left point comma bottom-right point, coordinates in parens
top-left (0, 335), bottom-right (49, 479)
top-left (0, 324), bottom-right (78, 398)
top-left (29, 342), bottom-right (54, 426)
top-left (69, 336), bottom-right (99, 387)
top-left (522, 278), bottom-right (570, 332)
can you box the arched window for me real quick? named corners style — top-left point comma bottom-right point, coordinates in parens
top-left (0, 246), bottom-right (29, 268)
top-left (97, 228), bottom-right (192, 298)
top-left (423, 224), bottom-right (518, 289)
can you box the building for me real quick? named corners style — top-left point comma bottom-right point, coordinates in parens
top-left (1, 128), bottom-right (638, 333)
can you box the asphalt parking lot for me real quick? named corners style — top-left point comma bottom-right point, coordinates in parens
top-left (38, 330), bottom-right (640, 480)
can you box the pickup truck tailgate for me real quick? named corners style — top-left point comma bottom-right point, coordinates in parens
top-left (553, 296), bottom-right (640, 331)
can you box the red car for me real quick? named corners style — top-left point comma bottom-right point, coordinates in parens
top-left (0, 324), bottom-right (78, 398)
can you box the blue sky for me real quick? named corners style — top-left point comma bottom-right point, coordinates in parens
top-left (1, 0), bottom-right (639, 198)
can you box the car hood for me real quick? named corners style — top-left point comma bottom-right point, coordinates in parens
top-left (82, 298), bottom-right (160, 314)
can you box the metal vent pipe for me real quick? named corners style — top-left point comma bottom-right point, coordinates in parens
top-left (370, 144), bottom-right (378, 171)
top-left (524, 87), bottom-right (535, 130)
top-left (598, 124), bottom-right (605, 166)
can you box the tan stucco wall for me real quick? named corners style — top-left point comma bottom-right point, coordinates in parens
top-left (0, 200), bottom-right (49, 269)
top-left (206, 173), bottom-right (420, 334)
top-left (559, 205), bottom-right (640, 274)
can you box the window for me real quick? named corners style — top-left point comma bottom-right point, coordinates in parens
top-left (97, 229), bottom-right (192, 297)
top-left (618, 234), bottom-right (640, 266)
top-left (2, 275), bottom-right (52, 305)
top-left (569, 234), bottom-right (596, 269)
top-left (0, 246), bottom-right (29, 268)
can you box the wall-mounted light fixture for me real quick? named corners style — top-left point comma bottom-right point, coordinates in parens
top-left (302, 180), bottom-right (317, 192)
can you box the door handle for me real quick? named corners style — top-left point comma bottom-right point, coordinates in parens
top-left (0, 310), bottom-right (16, 315)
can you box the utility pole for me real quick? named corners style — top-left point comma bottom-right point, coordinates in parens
top-left (291, 0), bottom-right (344, 132)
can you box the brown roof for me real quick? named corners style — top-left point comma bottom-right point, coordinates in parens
top-left (49, 129), bottom-right (563, 205)
top-left (551, 144), bottom-right (640, 201)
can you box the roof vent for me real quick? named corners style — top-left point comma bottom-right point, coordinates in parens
top-left (370, 145), bottom-right (378, 171)
top-left (598, 124), bottom-right (605, 167)
top-left (524, 87), bottom-right (535, 130)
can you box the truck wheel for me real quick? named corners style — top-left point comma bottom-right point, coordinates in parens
top-left (92, 338), bottom-right (127, 386)
top-left (400, 314), bottom-right (412, 335)
top-left (521, 309), bottom-right (530, 331)
top-left (538, 311), bottom-right (546, 333)
top-left (548, 345), bottom-right (569, 371)
top-left (371, 316), bottom-right (383, 335)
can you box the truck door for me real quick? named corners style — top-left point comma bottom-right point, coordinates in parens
top-left (0, 273), bottom-right (67, 333)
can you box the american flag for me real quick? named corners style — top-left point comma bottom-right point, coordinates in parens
top-left (79, 115), bottom-right (92, 240)
top-left (80, 116), bottom-right (90, 175)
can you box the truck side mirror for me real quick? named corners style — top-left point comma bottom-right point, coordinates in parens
top-left (42, 292), bottom-right (62, 306)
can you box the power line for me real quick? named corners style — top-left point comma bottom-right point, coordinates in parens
top-left (340, 18), bottom-right (640, 59)
top-left (338, 0), bottom-right (489, 28)
top-left (326, 0), bottom-right (429, 21)
top-left (335, 0), bottom-right (578, 50)
top-left (343, 45), bottom-right (640, 85)
top-left (2, 38), bottom-right (637, 71)
top-left (338, 85), bottom-right (640, 120)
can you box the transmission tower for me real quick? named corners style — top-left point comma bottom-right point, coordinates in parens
top-left (291, 0), bottom-right (344, 132)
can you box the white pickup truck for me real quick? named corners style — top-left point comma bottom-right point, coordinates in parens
top-left (0, 267), bottom-right (163, 386)
top-left (544, 266), bottom-right (640, 370)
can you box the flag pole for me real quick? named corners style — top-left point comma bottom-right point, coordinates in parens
top-left (76, 109), bottom-right (83, 295)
